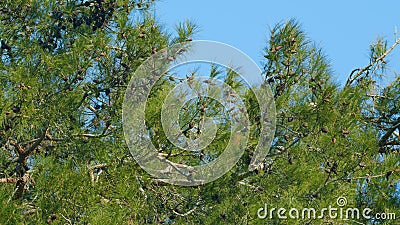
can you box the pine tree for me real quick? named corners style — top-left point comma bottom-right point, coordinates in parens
top-left (0, 1), bottom-right (399, 224)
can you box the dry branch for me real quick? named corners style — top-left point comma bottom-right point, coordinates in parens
top-left (172, 206), bottom-right (197, 217)
top-left (0, 173), bottom-right (30, 184)
top-left (346, 38), bottom-right (400, 86)
top-left (88, 163), bottom-right (107, 184)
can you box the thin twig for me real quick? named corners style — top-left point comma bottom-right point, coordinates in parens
top-left (61, 213), bottom-right (73, 225)
top-left (8, 139), bottom-right (24, 155)
top-left (88, 163), bottom-right (107, 185)
top-left (172, 206), bottom-right (197, 217)
top-left (22, 209), bottom-right (38, 217)
top-left (23, 126), bottom-right (49, 158)
top-left (238, 181), bottom-right (264, 192)
top-left (346, 38), bottom-right (400, 86)
top-left (379, 118), bottom-right (400, 147)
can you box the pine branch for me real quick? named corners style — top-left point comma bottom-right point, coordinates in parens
top-left (394, 130), bottom-right (400, 139)
top-left (9, 139), bottom-right (25, 156)
top-left (238, 181), bottom-right (264, 192)
top-left (88, 163), bottom-right (107, 185)
top-left (0, 177), bottom-right (19, 184)
top-left (172, 204), bottom-right (198, 217)
top-left (22, 209), bottom-right (38, 217)
top-left (379, 117), bottom-right (400, 147)
top-left (23, 126), bottom-right (48, 159)
top-left (346, 37), bottom-right (400, 86)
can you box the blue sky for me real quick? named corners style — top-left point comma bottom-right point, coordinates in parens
top-left (155, 0), bottom-right (400, 85)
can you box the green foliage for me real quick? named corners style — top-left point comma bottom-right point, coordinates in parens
top-left (0, 2), bottom-right (399, 225)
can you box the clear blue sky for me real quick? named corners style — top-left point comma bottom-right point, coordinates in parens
top-left (155, 0), bottom-right (400, 85)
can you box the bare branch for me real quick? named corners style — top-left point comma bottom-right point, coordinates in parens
top-left (89, 163), bottom-right (107, 170)
top-left (73, 133), bottom-right (108, 138)
top-left (23, 126), bottom-right (49, 158)
top-left (394, 130), bottom-right (399, 139)
top-left (0, 177), bottom-right (19, 184)
top-left (379, 118), bottom-right (400, 147)
top-left (9, 139), bottom-right (25, 155)
top-left (367, 94), bottom-right (394, 99)
top-left (172, 206), bottom-right (197, 217)
top-left (346, 38), bottom-right (400, 86)
top-left (22, 209), bottom-right (38, 217)
top-left (61, 213), bottom-right (73, 225)
top-left (88, 163), bottom-right (107, 185)
top-left (238, 181), bottom-right (264, 192)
